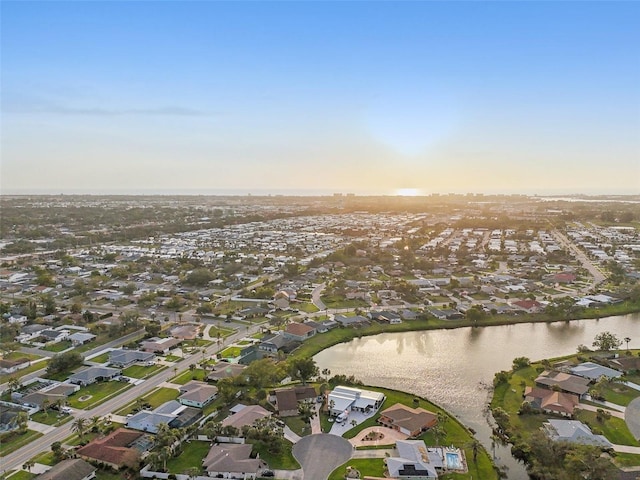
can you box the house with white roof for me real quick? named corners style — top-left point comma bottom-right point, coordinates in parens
top-left (327, 385), bottom-right (385, 417)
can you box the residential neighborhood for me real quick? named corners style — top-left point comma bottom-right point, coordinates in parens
top-left (0, 194), bottom-right (639, 479)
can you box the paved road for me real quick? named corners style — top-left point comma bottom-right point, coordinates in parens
top-left (311, 284), bottom-right (326, 311)
top-left (292, 434), bottom-right (352, 480)
top-left (626, 397), bottom-right (640, 441)
top-left (1, 324), bottom-right (261, 472)
top-left (2, 330), bottom-right (146, 393)
top-left (551, 229), bottom-right (606, 291)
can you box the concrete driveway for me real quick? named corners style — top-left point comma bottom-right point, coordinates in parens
top-left (292, 433), bottom-right (352, 480)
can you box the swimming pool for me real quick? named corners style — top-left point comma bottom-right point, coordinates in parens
top-left (446, 452), bottom-right (462, 469)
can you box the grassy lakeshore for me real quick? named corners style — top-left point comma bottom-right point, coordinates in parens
top-left (490, 349), bottom-right (640, 475)
top-left (293, 300), bottom-right (640, 359)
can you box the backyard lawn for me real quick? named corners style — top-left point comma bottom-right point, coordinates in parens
top-left (116, 387), bottom-right (179, 415)
top-left (328, 458), bottom-right (385, 480)
top-left (250, 440), bottom-right (299, 470)
top-left (166, 439), bottom-right (211, 474)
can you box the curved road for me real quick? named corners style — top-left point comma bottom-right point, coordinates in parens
top-left (626, 397), bottom-right (640, 441)
top-left (292, 434), bottom-right (352, 480)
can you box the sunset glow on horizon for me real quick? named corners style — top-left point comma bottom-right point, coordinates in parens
top-left (1, 2), bottom-right (638, 195)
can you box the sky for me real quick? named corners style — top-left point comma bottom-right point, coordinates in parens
top-left (2, 1), bottom-right (639, 196)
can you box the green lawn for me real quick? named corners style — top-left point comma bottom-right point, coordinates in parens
top-left (171, 368), bottom-right (206, 384)
top-left (574, 410), bottom-right (640, 446)
top-left (164, 355), bottom-right (182, 362)
top-left (166, 440), bottom-right (211, 474)
top-left (42, 340), bottom-right (72, 352)
top-left (284, 415), bottom-right (311, 437)
top-left (94, 469), bottom-right (128, 480)
top-left (87, 352), bottom-right (110, 363)
top-left (122, 364), bottom-right (165, 379)
top-left (6, 470), bottom-right (35, 480)
top-left (297, 302), bottom-right (320, 313)
top-left (598, 381), bottom-right (640, 407)
top-left (67, 380), bottom-right (132, 409)
top-left (0, 430), bottom-right (43, 457)
top-left (328, 458), bottom-right (385, 480)
top-left (612, 452), bottom-right (640, 468)
top-left (116, 386), bottom-right (179, 415)
top-left (3, 352), bottom-right (42, 361)
top-left (250, 440), bottom-right (300, 470)
top-left (31, 451), bottom-right (56, 466)
top-left (143, 387), bottom-right (180, 408)
top-left (30, 410), bottom-right (73, 426)
top-left (219, 346), bottom-right (242, 358)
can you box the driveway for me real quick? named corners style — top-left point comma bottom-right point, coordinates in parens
top-left (626, 397), bottom-right (640, 441)
top-left (292, 434), bottom-right (352, 480)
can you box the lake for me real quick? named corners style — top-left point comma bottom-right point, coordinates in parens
top-left (314, 313), bottom-right (640, 479)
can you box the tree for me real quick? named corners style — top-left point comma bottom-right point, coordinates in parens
top-left (512, 356), bottom-right (531, 370)
top-left (298, 401), bottom-right (316, 425)
top-left (468, 439), bottom-right (482, 463)
top-left (624, 336), bottom-right (631, 351)
top-left (51, 441), bottom-right (65, 461)
top-left (72, 417), bottom-right (88, 439)
top-left (145, 321), bottom-right (161, 337)
top-left (288, 357), bottom-right (318, 385)
top-left (7, 377), bottom-right (21, 394)
top-left (592, 331), bottom-right (622, 351)
top-left (47, 351), bottom-right (83, 375)
top-left (23, 460), bottom-right (35, 473)
top-left (16, 411), bottom-right (28, 433)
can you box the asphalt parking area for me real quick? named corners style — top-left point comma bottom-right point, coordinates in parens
top-left (292, 433), bottom-right (353, 480)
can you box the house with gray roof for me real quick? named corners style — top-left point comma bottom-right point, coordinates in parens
top-left (569, 362), bottom-right (623, 381)
top-left (202, 443), bottom-right (266, 479)
top-left (108, 349), bottom-right (155, 368)
top-left (35, 458), bottom-right (96, 480)
top-left (178, 381), bottom-right (218, 408)
top-left (126, 400), bottom-right (201, 433)
top-left (68, 332), bottom-right (96, 346)
top-left (69, 366), bottom-right (121, 386)
top-left (206, 361), bottom-right (247, 382)
top-left (543, 419), bottom-right (613, 448)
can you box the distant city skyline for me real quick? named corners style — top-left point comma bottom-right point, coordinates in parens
top-left (2, 1), bottom-right (639, 195)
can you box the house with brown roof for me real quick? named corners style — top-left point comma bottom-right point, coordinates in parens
top-left (202, 443), bottom-right (266, 479)
top-left (523, 386), bottom-right (579, 417)
top-left (178, 381), bottom-right (218, 408)
top-left (139, 336), bottom-right (182, 354)
top-left (272, 386), bottom-right (317, 417)
top-left (511, 299), bottom-right (543, 314)
top-left (534, 371), bottom-right (590, 397)
top-left (378, 403), bottom-right (438, 437)
top-left (0, 357), bottom-right (30, 375)
top-left (283, 322), bottom-right (316, 342)
top-left (221, 404), bottom-right (271, 430)
top-left (35, 458), bottom-right (96, 480)
top-left (76, 428), bottom-right (147, 469)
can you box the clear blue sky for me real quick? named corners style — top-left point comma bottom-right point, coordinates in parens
top-left (2, 1), bottom-right (639, 195)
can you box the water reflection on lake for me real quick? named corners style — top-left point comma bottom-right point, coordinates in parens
top-left (314, 313), bottom-right (639, 479)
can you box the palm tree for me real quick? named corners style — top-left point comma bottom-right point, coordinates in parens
top-left (7, 377), bottom-right (21, 394)
top-left (468, 439), bottom-right (482, 463)
top-left (41, 399), bottom-right (51, 415)
top-left (23, 460), bottom-right (34, 473)
top-left (186, 466), bottom-right (200, 480)
top-left (625, 336), bottom-right (631, 351)
top-left (89, 415), bottom-right (102, 432)
top-left (72, 417), bottom-right (88, 439)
